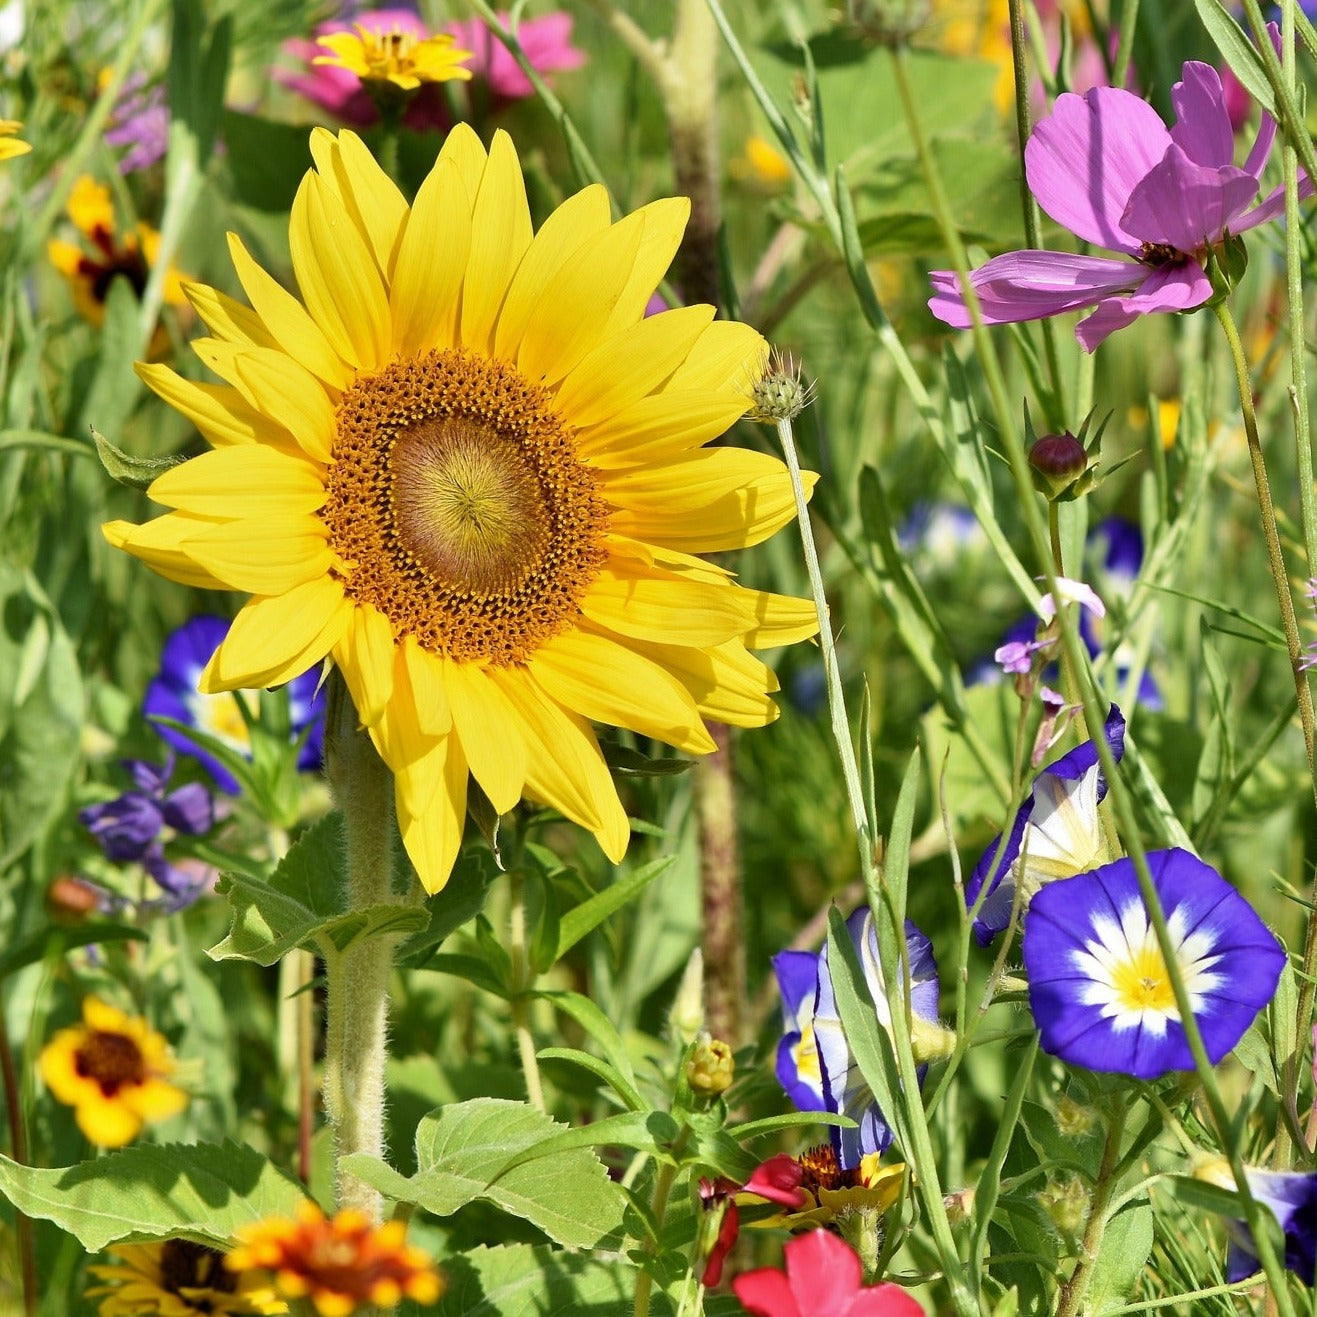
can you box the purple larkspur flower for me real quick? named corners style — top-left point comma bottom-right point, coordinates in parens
top-left (143, 615), bottom-right (325, 794)
top-left (1022, 848), bottom-right (1284, 1079)
top-left (967, 706), bottom-right (1126, 946)
top-left (928, 29), bottom-right (1313, 351)
top-left (104, 74), bottom-right (169, 173)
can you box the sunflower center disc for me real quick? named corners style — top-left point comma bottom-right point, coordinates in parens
top-left (322, 349), bottom-right (610, 666)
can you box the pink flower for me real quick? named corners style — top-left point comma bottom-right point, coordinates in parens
top-left (278, 7), bottom-right (583, 129)
top-left (699, 1154), bottom-right (805, 1287)
top-left (732, 1229), bottom-right (924, 1316)
top-left (929, 30), bottom-right (1311, 352)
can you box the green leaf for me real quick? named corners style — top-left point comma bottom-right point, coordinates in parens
top-left (91, 428), bottom-right (183, 490)
top-left (1193, 0), bottom-right (1276, 115)
top-left (0, 924), bottom-right (147, 981)
top-left (0, 1143), bottom-right (307, 1251)
top-left (1088, 1199), bottom-right (1154, 1312)
top-left (396, 854), bottom-right (498, 968)
top-left (729, 1111), bottom-right (851, 1141)
top-left (434, 1243), bottom-right (666, 1316)
top-left (535, 991), bottom-right (639, 1095)
top-left (207, 813), bottom-right (428, 965)
top-left (343, 1099), bottom-right (626, 1249)
top-left (220, 111), bottom-right (313, 211)
top-left (536, 1048), bottom-right (645, 1112)
top-left (554, 857), bottom-right (674, 962)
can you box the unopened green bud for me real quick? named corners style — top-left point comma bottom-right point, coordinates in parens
top-left (834, 1204), bottom-right (886, 1283)
top-left (909, 1015), bottom-right (957, 1064)
top-left (1056, 1095), bottom-right (1096, 1138)
top-left (1037, 1175), bottom-right (1089, 1236)
top-left (670, 949), bottom-right (705, 1044)
top-left (944, 1186), bottom-right (975, 1225)
top-left (749, 350), bottom-right (814, 423)
top-left (687, 1033), bottom-right (735, 1097)
top-left (1029, 432), bottom-right (1089, 500)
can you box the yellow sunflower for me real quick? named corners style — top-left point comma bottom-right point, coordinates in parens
top-left (0, 120), bottom-right (30, 161)
top-left (86, 1240), bottom-right (286, 1316)
top-left (314, 23), bottom-right (472, 91)
top-left (39, 997), bottom-right (187, 1147)
top-left (106, 125), bottom-right (819, 894)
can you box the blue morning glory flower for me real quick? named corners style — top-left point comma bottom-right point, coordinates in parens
top-left (144, 615), bottom-right (325, 793)
top-left (1023, 848), bottom-right (1285, 1080)
top-left (772, 950), bottom-right (828, 1114)
top-left (1218, 1166), bottom-right (1317, 1283)
top-left (811, 908), bottom-right (940, 1168)
top-left (1087, 517), bottom-right (1143, 598)
top-left (966, 706), bottom-right (1126, 946)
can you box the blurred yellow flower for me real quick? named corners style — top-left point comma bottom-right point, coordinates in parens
top-left (730, 134), bottom-right (792, 191)
top-left (0, 119), bottom-right (30, 160)
top-left (39, 997), bottom-right (187, 1147)
top-left (1128, 398), bottom-right (1181, 450)
top-left (86, 1240), bottom-right (286, 1316)
top-left (228, 1202), bottom-right (441, 1316)
top-left (314, 22), bottom-right (471, 91)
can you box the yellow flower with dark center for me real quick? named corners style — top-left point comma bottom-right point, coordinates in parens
top-left (314, 23), bottom-right (472, 91)
top-left (85, 1239), bottom-right (286, 1316)
top-left (227, 1202), bottom-right (441, 1316)
top-left (0, 120), bottom-right (30, 160)
top-left (47, 176), bottom-right (188, 344)
top-left (746, 1144), bottom-right (905, 1229)
top-left (38, 997), bottom-right (187, 1146)
top-left (106, 126), bottom-right (819, 894)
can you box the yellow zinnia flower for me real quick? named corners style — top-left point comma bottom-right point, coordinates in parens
top-left (86, 1239), bottom-right (286, 1316)
top-left (0, 119), bottom-right (30, 160)
top-left (227, 1202), bottom-right (441, 1315)
top-left (39, 997), bottom-right (187, 1146)
top-left (106, 126), bottom-right (818, 894)
top-left (746, 1144), bottom-right (905, 1230)
top-left (313, 23), bottom-right (472, 91)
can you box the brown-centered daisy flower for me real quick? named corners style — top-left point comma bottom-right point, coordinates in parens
top-left (38, 997), bottom-right (187, 1147)
top-left (85, 1239), bottom-right (285, 1316)
top-left (105, 125), bottom-right (819, 895)
top-left (226, 1202), bottom-right (441, 1316)
top-left (752, 1144), bottom-right (906, 1230)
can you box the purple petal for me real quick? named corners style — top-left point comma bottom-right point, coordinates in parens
top-left (1170, 62), bottom-right (1234, 169)
top-left (1234, 171), bottom-right (1317, 234)
top-left (161, 782), bottom-right (214, 836)
top-left (80, 793), bottom-right (164, 862)
top-left (1074, 262), bottom-right (1213, 352)
top-left (1121, 145), bottom-right (1259, 251)
top-left (928, 251), bottom-right (1142, 329)
top-left (1025, 87), bottom-right (1172, 254)
top-left (124, 757), bottom-right (172, 795)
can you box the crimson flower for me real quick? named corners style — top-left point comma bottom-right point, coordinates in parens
top-left (928, 31), bottom-right (1311, 351)
top-left (699, 1155), bottom-right (806, 1287)
top-left (732, 1229), bottom-right (924, 1316)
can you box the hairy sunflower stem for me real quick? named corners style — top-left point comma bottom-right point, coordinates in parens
top-left (323, 671), bottom-right (399, 1225)
top-left (1054, 1102), bottom-right (1127, 1317)
top-left (508, 869), bottom-right (546, 1112)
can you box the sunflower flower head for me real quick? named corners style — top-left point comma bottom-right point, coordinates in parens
top-left (85, 1239), bottom-right (286, 1316)
top-left (226, 1202), bottom-right (442, 1316)
top-left (313, 20), bottom-right (471, 119)
top-left (0, 118), bottom-right (29, 160)
top-left (38, 997), bottom-right (187, 1147)
top-left (107, 126), bottom-right (819, 896)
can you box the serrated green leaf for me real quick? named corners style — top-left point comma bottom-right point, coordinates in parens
top-left (344, 1099), bottom-right (625, 1248)
top-left (207, 813), bottom-right (427, 965)
top-left (0, 1143), bottom-right (307, 1251)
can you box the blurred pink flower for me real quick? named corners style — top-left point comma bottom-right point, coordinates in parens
top-left (103, 74), bottom-right (169, 174)
top-left (279, 7), bottom-right (583, 129)
top-left (929, 33), bottom-right (1312, 351)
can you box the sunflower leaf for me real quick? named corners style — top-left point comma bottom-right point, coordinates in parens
top-left (0, 1143), bottom-right (307, 1251)
top-left (91, 427), bottom-right (185, 490)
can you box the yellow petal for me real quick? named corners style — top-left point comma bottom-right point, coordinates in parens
top-left (389, 156), bottom-right (472, 358)
top-left (184, 281), bottom-right (278, 350)
top-left (443, 660), bottom-right (526, 814)
top-left (290, 170), bottom-right (390, 370)
top-left (437, 121), bottom-right (488, 198)
top-left (742, 591), bottom-right (821, 648)
top-left (102, 515), bottom-right (230, 590)
top-left (493, 183), bottom-right (612, 362)
top-left (125, 1079), bottom-right (189, 1122)
top-left (38, 1032), bottom-right (89, 1103)
top-left (489, 669), bottom-right (629, 862)
top-left (396, 733), bottom-right (467, 895)
top-left (230, 350), bottom-right (337, 463)
top-left (201, 576), bottom-right (351, 691)
top-left (181, 514), bottom-right (334, 595)
top-left (135, 363), bottom-right (299, 452)
top-left (575, 390), bottom-right (749, 467)
top-left (529, 626), bottom-right (715, 754)
top-left (552, 305), bottom-right (716, 429)
top-left (605, 449), bottom-right (814, 551)
top-left (604, 533), bottom-right (733, 580)
top-left (581, 561), bottom-right (760, 647)
top-left (516, 212), bottom-right (644, 385)
top-left (75, 1094), bottom-right (143, 1148)
top-left (602, 196), bottom-right (689, 333)
top-left (665, 320), bottom-right (767, 395)
top-left (400, 636), bottom-right (452, 736)
top-left (226, 232), bottom-right (351, 390)
top-left (459, 130), bottom-right (532, 354)
top-left (627, 637), bottom-right (780, 727)
top-left (312, 128), bottom-right (409, 282)
top-left (147, 445), bottom-right (325, 517)
top-left (334, 604), bottom-right (396, 728)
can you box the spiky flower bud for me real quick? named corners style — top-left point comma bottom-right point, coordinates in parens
top-left (749, 350), bottom-right (815, 423)
top-left (1056, 1094), bottom-right (1096, 1138)
top-left (687, 1033), bottom-right (735, 1097)
top-left (1038, 1175), bottom-right (1089, 1236)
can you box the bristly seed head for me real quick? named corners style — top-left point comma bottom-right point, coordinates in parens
top-left (748, 349), bottom-right (816, 424)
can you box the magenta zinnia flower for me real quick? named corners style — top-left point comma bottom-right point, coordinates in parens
top-left (929, 41), bottom-right (1311, 351)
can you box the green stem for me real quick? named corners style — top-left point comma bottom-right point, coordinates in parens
top-left (1111, 0), bottom-right (1139, 91)
top-left (0, 987), bottom-right (35, 1316)
top-left (634, 1159), bottom-right (680, 1317)
top-left (323, 672), bottom-right (399, 1226)
top-left (508, 870), bottom-right (546, 1112)
top-left (1054, 1103), bottom-right (1128, 1317)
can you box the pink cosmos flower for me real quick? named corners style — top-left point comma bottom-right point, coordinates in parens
top-left (279, 7), bottom-right (583, 130)
top-left (732, 1229), bottom-right (924, 1316)
top-left (929, 34), bottom-right (1311, 351)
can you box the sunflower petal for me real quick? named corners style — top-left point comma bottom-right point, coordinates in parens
top-left (230, 350), bottom-right (336, 462)
top-left (102, 515), bottom-right (229, 590)
top-left (628, 637), bottom-right (781, 727)
top-left (313, 128), bottom-right (409, 282)
top-left (201, 576), bottom-right (351, 692)
top-left (396, 733), bottom-right (467, 895)
top-left (665, 320), bottom-right (767, 395)
top-left (401, 637), bottom-right (452, 736)
top-left (443, 660), bottom-right (527, 814)
top-left (183, 282), bottom-right (278, 350)
top-left (148, 445), bottom-right (325, 517)
top-left (333, 603), bottom-right (396, 728)
top-left (604, 196), bottom-right (690, 332)
top-left (437, 121), bottom-right (488, 198)
top-left (135, 363), bottom-right (299, 452)
top-left (581, 561), bottom-right (760, 647)
top-left (575, 390), bottom-right (749, 466)
top-left (181, 515), bottom-right (333, 595)
top-left (742, 591), bottom-right (822, 648)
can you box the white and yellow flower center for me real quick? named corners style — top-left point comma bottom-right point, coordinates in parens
top-left (1016, 769), bottom-right (1108, 902)
top-left (792, 1019), bottom-right (822, 1091)
top-left (322, 348), bottom-right (609, 666)
top-left (186, 688), bottom-right (256, 754)
top-left (1072, 902), bottom-right (1223, 1036)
